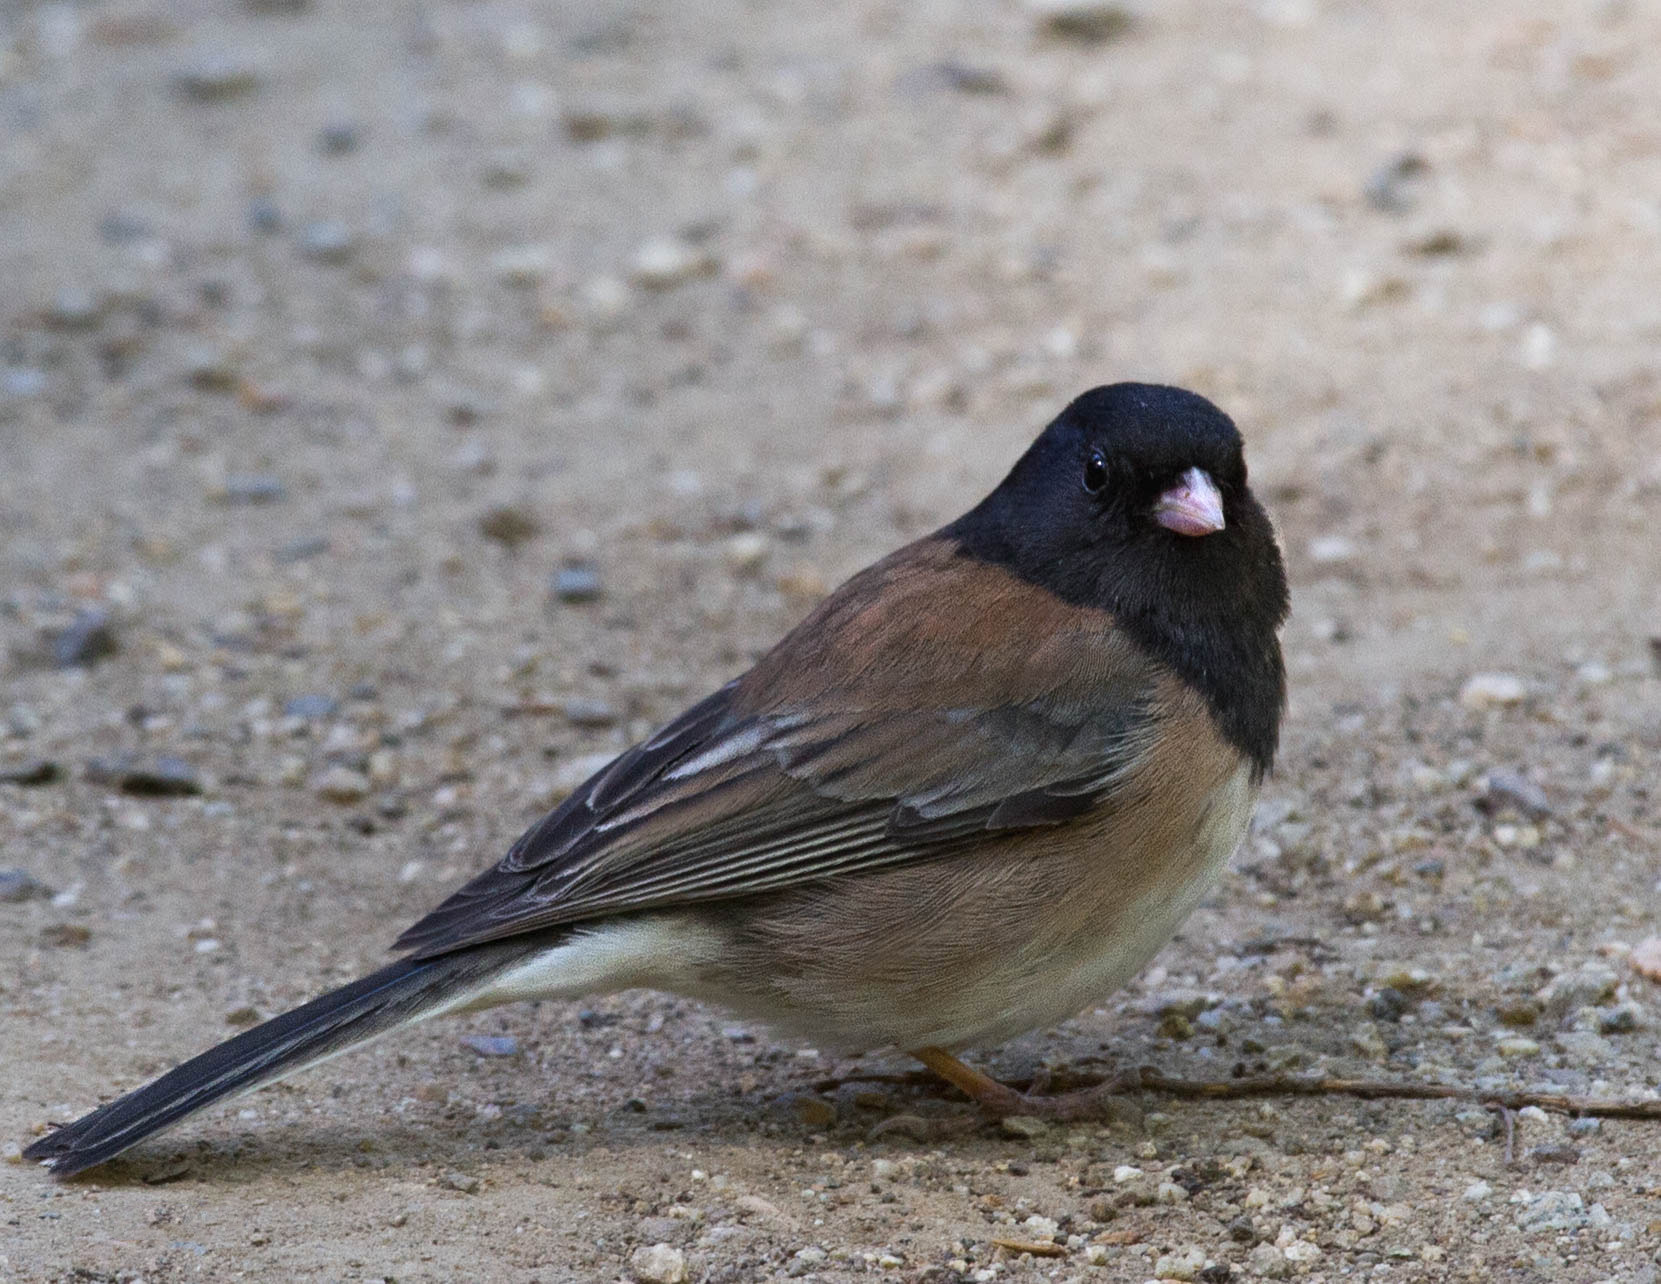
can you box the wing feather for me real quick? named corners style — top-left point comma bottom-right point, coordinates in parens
top-left (394, 541), bottom-right (1167, 959)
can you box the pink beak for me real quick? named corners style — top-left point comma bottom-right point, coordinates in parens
top-left (1154, 467), bottom-right (1225, 537)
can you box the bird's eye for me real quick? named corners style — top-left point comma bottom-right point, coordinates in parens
top-left (1083, 449), bottom-right (1109, 494)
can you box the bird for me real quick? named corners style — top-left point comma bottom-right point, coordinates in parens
top-left (26, 382), bottom-right (1288, 1178)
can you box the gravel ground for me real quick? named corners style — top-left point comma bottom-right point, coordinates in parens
top-left (4, 1), bottom-right (1661, 1281)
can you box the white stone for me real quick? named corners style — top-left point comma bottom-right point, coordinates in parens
top-left (630, 1242), bottom-right (687, 1284)
top-left (1307, 534), bottom-right (1357, 564)
top-left (1459, 672), bottom-right (1526, 710)
top-left (724, 532), bottom-right (771, 575)
top-left (491, 244), bottom-right (552, 288)
top-left (630, 236), bottom-right (717, 289)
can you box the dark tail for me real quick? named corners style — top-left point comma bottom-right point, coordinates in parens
top-left (25, 941), bottom-right (538, 1179)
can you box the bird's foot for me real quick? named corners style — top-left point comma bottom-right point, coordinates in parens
top-left (911, 1046), bottom-right (1140, 1122)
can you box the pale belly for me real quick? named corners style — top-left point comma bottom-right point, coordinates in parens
top-left (472, 761), bottom-right (1260, 1055)
top-left (903, 760), bottom-right (1257, 1049)
top-left (676, 760), bottom-right (1261, 1052)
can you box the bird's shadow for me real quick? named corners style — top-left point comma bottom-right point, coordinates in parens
top-left (40, 1041), bottom-right (1132, 1189)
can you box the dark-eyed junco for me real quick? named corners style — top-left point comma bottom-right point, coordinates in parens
top-left (27, 382), bottom-right (1288, 1177)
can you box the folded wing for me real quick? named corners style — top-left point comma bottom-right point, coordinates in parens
top-left (396, 539), bottom-right (1165, 958)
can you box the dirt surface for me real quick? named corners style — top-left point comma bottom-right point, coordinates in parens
top-left (5, 1), bottom-right (1661, 1280)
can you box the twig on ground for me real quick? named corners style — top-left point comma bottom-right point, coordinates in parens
top-left (1490, 1103), bottom-right (1518, 1165)
top-left (1122, 1068), bottom-right (1661, 1120)
top-left (848, 1063), bottom-right (1661, 1133)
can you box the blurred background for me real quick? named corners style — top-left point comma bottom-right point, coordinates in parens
top-left (4, 2), bottom-right (1661, 1281)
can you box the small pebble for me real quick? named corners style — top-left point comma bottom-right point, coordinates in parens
top-left (459, 1035), bottom-right (519, 1057)
top-left (1306, 534), bottom-right (1357, 564)
top-left (1520, 323), bottom-right (1556, 370)
top-left (1495, 1035), bottom-right (1540, 1057)
top-left (551, 565), bottom-right (604, 603)
top-left (0, 869), bottom-right (56, 902)
top-left (186, 347), bottom-right (239, 392)
top-left (368, 751), bottom-right (399, 789)
top-left (445, 390), bottom-right (496, 426)
top-left (85, 755), bottom-right (203, 797)
top-left (394, 344), bottom-right (430, 381)
top-left (313, 765), bottom-right (370, 804)
top-left (438, 1170), bottom-right (480, 1194)
top-left (1406, 228), bottom-right (1468, 256)
top-left (630, 1243), bottom-right (688, 1284)
top-left (1479, 770), bottom-right (1553, 819)
top-left (52, 608), bottom-right (119, 668)
top-left (1152, 1246), bottom-right (1206, 1281)
top-left (1245, 1242), bottom-right (1290, 1279)
top-left (4, 369), bottom-right (47, 398)
top-left (247, 196), bottom-right (282, 234)
top-left (1282, 1241), bottom-right (1320, 1265)
top-left (1630, 936), bottom-right (1661, 982)
top-left (1026, 0), bottom-right (1136, 43)
top-left (173, 54), bottom-right (262, 102)
top-left (298, 220), bottom-right (354, 264)
top-left (1348, 1022), bottom-right (1388, 1059)
top-left (479, 505), bottom-right (540, 549)
top-left (1367, 987), bottom-right (1408, 1022)
top-left (1459, 672), bottom-right (1526, 710)
top-left (315, 121), bottom-right (361, 154)
top-left (1000, 1115), bottom-right (1049, 1139)
top-left (1515, 1189), bottom-right (1587, 1233)
top-left (284, 694), bottom-right (338, 719)
top-left (450, 443), bottom-right (492, 476)
top-left (582, 275), bottom-right (631, 321)
top-left (1340, 266), bottom-right (1410, 310)
top-left (479, 151), bottom-right (532, 190)
top-left (276, 535), bottom-right (331, 563)
top-left (565, 698), bottom-right (619, 729)
top-left (1497, 998), bottom-right (1540, 1027)
top-left (629, 236), bottom-right (717, 290)
top-left (99, 211), bottom-right (152, 244)
top-left (491, 245), bottom-right (551, 288)
top-left (219, 475), bottom-right (287, 505)
top-left (901, 62), bottom-right (1011, 95)
top-left (1492, 822), bottom-right (1540, 849)
top-left (562, 105), bottom-right (644, 142)
top-left (1555, 1029), bottom-right (1615, 1064)
top-left (793, 1096), bottom-right (836, 1129)
top-left (724, 531), bottom-right (771, 575)
top-left (45, 287), bottom-right (105, 331)
top-left (1363, 152), bottom-right (1428, 213)
top-left (1538, 964), bottom-right (1618, 1017)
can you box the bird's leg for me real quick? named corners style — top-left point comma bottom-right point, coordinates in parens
top-left (911, 1046), bottom-right (1139, 1120)
top-left (912, 1046), bottom-right (1034, 1114)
